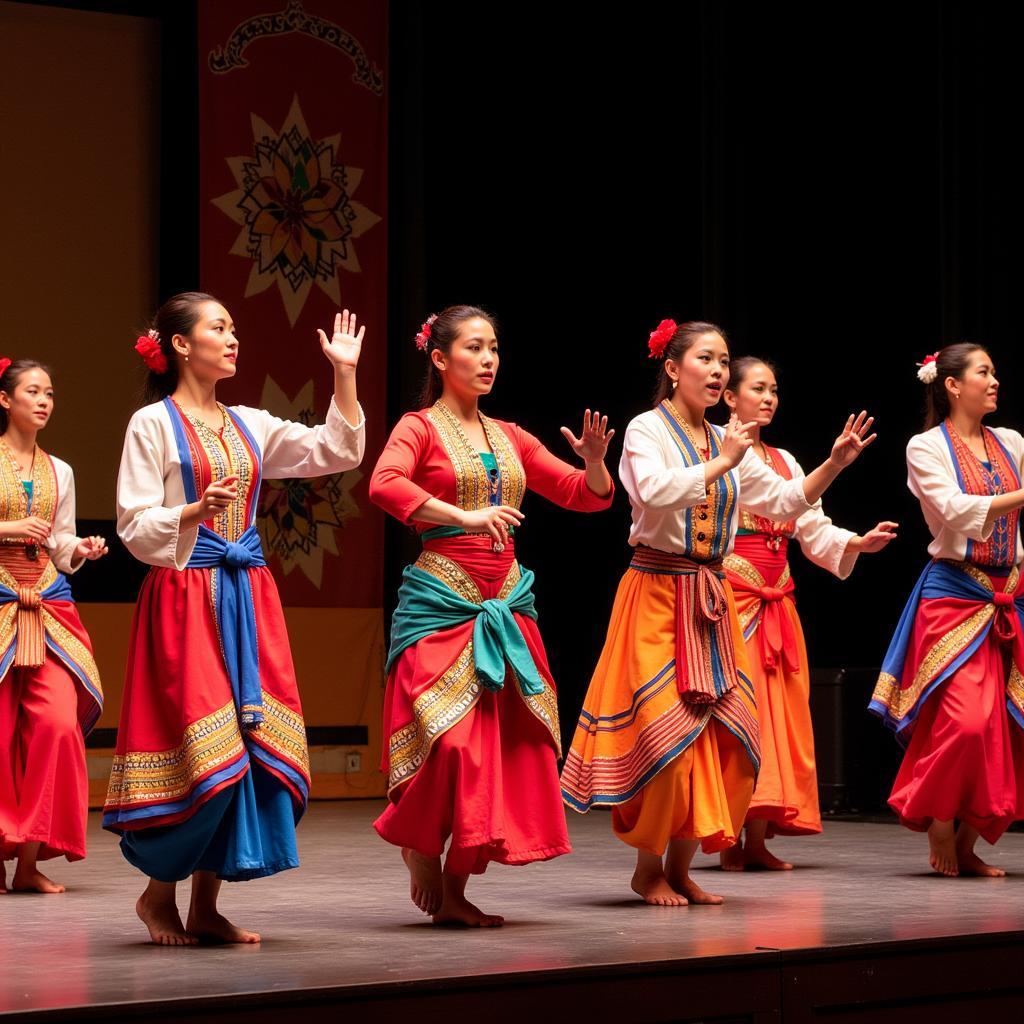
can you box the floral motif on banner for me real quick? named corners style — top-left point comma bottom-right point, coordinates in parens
top-left (256, 375), bottom-right (361, 588)
top-left (213, 94), bottom-right (381, 326)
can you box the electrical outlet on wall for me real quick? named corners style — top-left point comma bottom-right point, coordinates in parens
top-left (345, 751), bottom-right (362, 774)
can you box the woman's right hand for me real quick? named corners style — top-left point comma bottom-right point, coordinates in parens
top-left (0, 516), bottom-right (51, 542)
top-left (459, 505), bottom-right (524, 549)
top-left (721, 414), bottom-right (757, 467)
top-left (198, 475), bottom-right (239, 518)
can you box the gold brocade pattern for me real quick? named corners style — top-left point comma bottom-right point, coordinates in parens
top-left (723, 553), bottom-right (791, 633)
top-left (1008, 664), bottom-right (1024, 718)
top-left (104, 701), bottom-right (245, 809)
top-left (0, 441), bottom-right (58, 529)
top-left (179, 404), bottom-right (255, 542)
top-left (387, 641), bottom-right (481, 793)
top-left (872, 608), bottom-right (995, 721)
top-left (40, 610), bottom-right (102, 699)
top-left (427, 401), bottom-right (527, 512)
top-left (498, 562), bottom-right (522, 600)
top-left (414, 550), bottom-right (483, 603)
top-left (256, 692), bottom-right (311, 780)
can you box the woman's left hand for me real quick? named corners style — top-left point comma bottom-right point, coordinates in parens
top-left (829, 411), bottom-right (877, 469)
top-left (318, 309), bottom-right (365, 372)
top-left (560, 409), bottom-right (615, 463)
top-left (75, 535), bottom-right (108, 561)
top-left (853, 521), bottom-right (899, 554)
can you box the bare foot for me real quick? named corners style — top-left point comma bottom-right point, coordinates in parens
top-left (744, 845), bottom-right (794, 871)
top-left (958, 851), bottom-right (1006, 878)
top-left (402, 847), bottom-right (442, 915)
top-left (631, 865), bottom-right (689, 906)
top-left (927, 821), bottom-right (958, 877)
top-left (136, 892), bottom-right (198, 946)
top-left (433, 894), bottom-right (504, 927)
top-left (186, 910), bottom-right (261, 944)
top-left (719, 843), bottom-right (746, 872)
top-left (11, 869), bottom-right (65, 894)
top-left (667, 871), bottom-right (724, 905)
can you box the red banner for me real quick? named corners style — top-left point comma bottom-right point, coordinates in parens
top-left (198, 0), bottom-right (387, 608)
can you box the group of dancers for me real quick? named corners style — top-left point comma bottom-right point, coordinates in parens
top-left (0, 294), bottom-right (1020, 944)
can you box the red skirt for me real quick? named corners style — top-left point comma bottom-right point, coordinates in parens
top-left (104, 565), bottom-right (309, 832)
top-left (375, 535), bottom-right (569, 875)
top-left (888, 571), bottom-right (1024, 843)
top-left (0, 657), bottom-right (88, 861)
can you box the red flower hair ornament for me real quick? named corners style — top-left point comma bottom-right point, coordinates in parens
top-left (0, 357), bottom-right (11, 379)
top-left (647, 319), bottom-right (678, 359)
top-left (415, 314), bottom-right (438, 352)
top-left (135, 329), bottom-right (168, 374)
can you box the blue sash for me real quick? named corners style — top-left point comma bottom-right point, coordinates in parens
top-left (186, 523), bottom-right (267, 728)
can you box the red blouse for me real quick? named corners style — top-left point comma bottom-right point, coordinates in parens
top-left (370, 406), bottom-right (613, 529)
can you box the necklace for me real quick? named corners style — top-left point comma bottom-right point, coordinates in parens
top-left (0, 437), bottom-right (39, 559)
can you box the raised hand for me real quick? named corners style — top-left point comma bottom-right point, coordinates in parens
top-left (74, 535), bottom-right (109, 561)
top-left (830, 411), bottom-right (877, 469)
top-left (721, 414), bottom-right (757, 467)
top-left (856, 521), bottom-right (899, 554)
top-left (317, 309), bottom-right (365, 372)
top-left (460, 505), bottom-right (524, 552)
top-left (560, 409), bottom-right (615, 463)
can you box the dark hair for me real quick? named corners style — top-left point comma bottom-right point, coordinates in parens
top-left (652, 321), bottom-right (728, 405)
top-left (0, 359), bottom-right (53, 434)
top-left (726, 355), bottom-right (778, 393)
top-left (141, 291), bottom-right (220, 404)
top-left (922, 342), bottom-right (987, 430)
top-left (417, 305), bottom-right (497, 408)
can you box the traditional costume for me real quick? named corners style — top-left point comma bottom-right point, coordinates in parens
top-left (723, 445), bottom-right (858, 838)
top-left (0, 445), bottom-right (102, 864)
top-left (103, 397), bottom-right (364, 881)
top-left (871, 421), bottom-right (1024, 841)
top-left (561, 401), bottom-right (815, 855)
top-left (369, 401), bottom-right (612, 875)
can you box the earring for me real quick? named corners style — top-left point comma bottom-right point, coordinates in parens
top-left (185, 355), bottom-right (190, 363)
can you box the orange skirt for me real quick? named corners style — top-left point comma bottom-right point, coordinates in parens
top-left (561, 558), bottom-right (758, 855)
top-left (726, 537), bottom-right (821, 836)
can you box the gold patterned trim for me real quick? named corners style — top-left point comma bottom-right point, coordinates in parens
top-left (0, 442), bottom-right (58, 527)
top-left (1009, 663), bottom-right (1024, 719)
top-left (176, 402), bottom-right (256, 542)
top-left (497, 561), bottom-right (522, 600)
top-left (427, 401), bottom-right (526, 513)
top-left (519, 679), bottom-right (561, 757)
top-left (414, 550), bottom-right (483, 603)
top-left (387, 640), bottom-right (481, 793)
top-left (254, 691), bottom-right (311, 781)
top-left (104, 700), bottom-right (245, 809)
top-left (872, 607), bottom-right (994, 721)
top-left (723, 553), bottom-right (791, 634)
top-left (40, 609), bottom-right (103, 702)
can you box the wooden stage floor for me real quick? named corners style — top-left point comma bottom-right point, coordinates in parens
top-left (3, 802), bottom-right (1024, 1022)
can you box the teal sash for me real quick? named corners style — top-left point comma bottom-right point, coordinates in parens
top-left (386, 563), bottom-right (544, 696)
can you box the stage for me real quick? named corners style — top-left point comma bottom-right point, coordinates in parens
top-left (3, 803), bottom-right (1024, 1023)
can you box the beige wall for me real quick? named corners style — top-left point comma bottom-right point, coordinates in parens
top-left (0, 2), bottom-right (160, 517)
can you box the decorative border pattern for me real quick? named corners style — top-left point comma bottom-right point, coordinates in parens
top-left (104, 701), bottom-right (245, 809)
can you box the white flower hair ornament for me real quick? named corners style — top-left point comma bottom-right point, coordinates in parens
top-left (916, 352), bottom-right (939, 384)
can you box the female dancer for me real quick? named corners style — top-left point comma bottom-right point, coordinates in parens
top-left (561, 320), bottom-right (876, 906)
top-left (104, 294), bottom-right (365, 943)
top-left (370, 305), bottom-right (614, 927)
top-left (719, 356), bottom-right (897, 870)
top-left (871, 344), bottom-right (1024, 877)
top-left (0, 358), bottom-right (106, 894)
